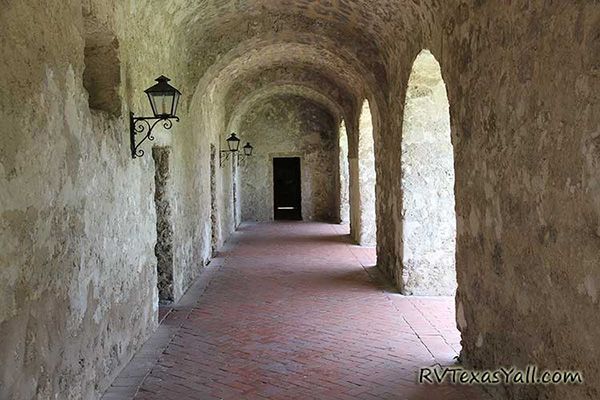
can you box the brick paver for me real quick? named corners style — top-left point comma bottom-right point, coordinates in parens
top-left (129, 222), bottom-right (489, 400)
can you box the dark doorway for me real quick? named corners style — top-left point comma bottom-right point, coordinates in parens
top-left (273, 157), bottom-right (302, 220)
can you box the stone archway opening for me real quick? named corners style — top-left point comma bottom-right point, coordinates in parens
top-left (338, 119), bottom-right (350, 225)
top-left (351, 100), bottom-right (377, 246)
top-left (400, 49), bottom-right (456, 296)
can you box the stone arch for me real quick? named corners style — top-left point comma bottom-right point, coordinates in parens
top-left (228, 83), bottom-right (345, 134)
top-left (189, 35), bottom-right (387, 237)
top-left (82, 3), bottom-right (121, 115)
top-left (223, 67), bottom-right (356, 131)
top-left (176, 11), bottom-right (389, 96)
top-left (185, 34), bottom-right (386, 171)
top-left (400, 49), bottom-right (456, 295)
top-left (186, 38), bottom-right (374, 160)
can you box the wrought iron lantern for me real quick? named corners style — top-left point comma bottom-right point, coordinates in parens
top-left (220, 133), bottom-right (240, 166)
top-left (130, 76), bottom-right (181, 159)
top-left (226, 133), bottom-right (241, 152)
top-left (237, 142), bottom-right (254, 166)
top-left (243, 142), bottom-right (254, 157)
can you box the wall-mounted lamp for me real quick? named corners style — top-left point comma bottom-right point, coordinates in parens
top-left (220, 133), bottom-right (240, 166)
top-left (130, 75), bottom-right (182, 159)
top-left (238, 142), bottom-right (254, 166)
top-left (226, 133), bottom-right (241, 152)
top-left (220, 133), bottom-right (254, 167)
top-left (243, 142), bottom-right (254, 157)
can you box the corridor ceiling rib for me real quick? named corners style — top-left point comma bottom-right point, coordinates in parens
top-left (227, 83), bottom-right (346, 134)
top-left (223, 65), bottom-right (357, 126)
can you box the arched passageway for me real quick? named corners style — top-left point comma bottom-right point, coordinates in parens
top-left (2, 2), bottom-right (599, 400)
top-left (400, 50), bottom-right (456, 296)
top-left (338, 120), bottom-right (350, 224)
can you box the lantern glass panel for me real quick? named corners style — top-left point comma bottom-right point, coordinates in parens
top-left (148, 92), bottom-right (173, 117)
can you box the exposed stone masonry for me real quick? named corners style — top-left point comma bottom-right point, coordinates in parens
top-left (152, 147), bottom-right (174, 303)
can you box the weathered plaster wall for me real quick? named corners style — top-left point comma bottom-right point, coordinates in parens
top-left (238, 95), bottom-right (338, 222)
top-left (0, 2), bottom-right (164, 398)
top-left (0, 0), bottom-right (222, 397)
top-left (400, 50), bottom-right (456, 296)
top-left (184, 85), bottom-right (237, 270)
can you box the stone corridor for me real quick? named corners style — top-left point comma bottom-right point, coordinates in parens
top-left (105, 223), bottom-right (487, 400)
top-left (3, 2), bottom-right (599, 398)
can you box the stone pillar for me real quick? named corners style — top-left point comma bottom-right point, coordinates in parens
top-left (152, 146), bottom-right (174, 303)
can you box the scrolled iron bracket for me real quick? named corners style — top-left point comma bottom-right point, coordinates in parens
top-left (219, 149), bottom-right (236, 167)
top-left (129, 112), bottom-right (180, 159)
top-left (237, 154), bottom-right (250, 167)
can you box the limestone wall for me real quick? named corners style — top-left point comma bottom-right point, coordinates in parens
top-left (238, 95), bottom-right (338, 222)
top-left (442, 3), bottom-right (600, 399)
top-left (377, 2), bottom-right (600, 399)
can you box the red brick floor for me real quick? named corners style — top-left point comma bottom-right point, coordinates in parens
top-left (131, 222), bottom-right (489, 400)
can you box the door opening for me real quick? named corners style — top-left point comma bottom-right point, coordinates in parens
top-left (273, 157), bottom-right (302, 220)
